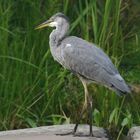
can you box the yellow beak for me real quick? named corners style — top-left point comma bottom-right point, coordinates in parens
top-left (35, 20), bottom-right (52, 30)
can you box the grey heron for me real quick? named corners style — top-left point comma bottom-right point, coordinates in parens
top-left (36, 13), bottom-right (131, 136)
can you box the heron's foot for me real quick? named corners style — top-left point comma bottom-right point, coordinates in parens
top-left (56, 131), bottom-right (74, 136)
top-left (56, 131), bottom-right (94, 137)
top-left (89, 131), bottom-right (94, 137)
top-left (73, 132), bottom-right (94, 137)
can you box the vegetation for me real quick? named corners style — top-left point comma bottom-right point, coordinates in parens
top-left (0, 0), bottom-right (140, 139)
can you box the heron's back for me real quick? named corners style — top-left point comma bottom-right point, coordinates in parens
top-left (54, 36), bottom-right (130, 95)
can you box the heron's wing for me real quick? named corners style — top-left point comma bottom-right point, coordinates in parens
top-left (61, 36), bottom-right (118, 77)
top-left (60, 36), bottom-right (130, 94)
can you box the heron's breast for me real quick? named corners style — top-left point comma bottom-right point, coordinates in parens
top-left (50, 45), bottom-right (66, 67)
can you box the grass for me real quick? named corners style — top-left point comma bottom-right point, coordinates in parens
top-left (0, 0), bottom-right (140, 139)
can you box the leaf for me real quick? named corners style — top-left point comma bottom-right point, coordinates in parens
top-left (25, 118), bottom-right (37, 128)
top-left (121, 118), bottom-right (129, 127)
top-left (93, 108), bottom-right (100, 126)
top-left (109, 108), bottom-right (118, 123)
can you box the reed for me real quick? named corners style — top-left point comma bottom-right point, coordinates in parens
top-left (0, 0), bottom-right (140, 139)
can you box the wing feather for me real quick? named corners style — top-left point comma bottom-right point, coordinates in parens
top-left (58, 36), bottom-right (130, 93)
top-left (61, 36), bottom-right (118, 78)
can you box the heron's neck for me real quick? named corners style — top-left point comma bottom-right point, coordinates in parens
top-left (49, 23), bottom-right (69, 48)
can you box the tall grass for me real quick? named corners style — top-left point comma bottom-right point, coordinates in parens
top-left (0, 0), bottom-right (140, 139)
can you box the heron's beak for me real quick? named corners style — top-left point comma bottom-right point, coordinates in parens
top-left (35, 19), bottom-right (52, 30)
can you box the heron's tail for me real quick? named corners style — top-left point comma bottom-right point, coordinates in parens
top-left (111, 74), bottom-right (131, 96)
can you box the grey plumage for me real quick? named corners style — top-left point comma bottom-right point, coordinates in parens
top-left (61, 36), bottom-right (130, 95)
top-left (36, 12), bottom-right (131, 136)
top-left (47, 13), bottom-right (130, 95)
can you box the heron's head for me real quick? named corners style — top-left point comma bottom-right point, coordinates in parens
top-left (35, 12), bottom-right (69, 30)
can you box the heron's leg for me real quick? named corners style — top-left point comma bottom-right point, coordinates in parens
top-left (74, 79), bottom-right (93, 136)
top-left (72, 80), bottom-right (88, 135)
top-left (82, 81), bottom-right (93, 136)
top-left (56, 98), bottom-right (87, 136)
top-left (57, 78), bottom-right (93, 137)
top-left (73, 96), bottom-right (87, 134)
top-left (88, 93), bottom-right (93, 136)
top-left (56, 80), bottom-right (88, 136)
